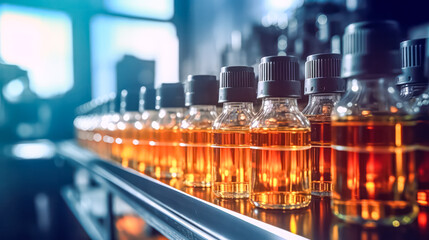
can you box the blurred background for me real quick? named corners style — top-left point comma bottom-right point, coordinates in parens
top-left (1, 0), bottom-right (429, 143)
top-left (1, 0), bottom-right (429, 239)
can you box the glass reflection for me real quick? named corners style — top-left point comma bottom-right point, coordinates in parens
top-left (331, 220), bottom-right (419, 240)
top-left (158, 178), bottom-right (182, 190)
top-left (251, 206), bottom-right (312, 239)
top-left (183, 186), bottom-right (213, 202)
top-left (214, 198), bottom-right (251, 215)
top-left (311, 196), bottom-right (332, 240)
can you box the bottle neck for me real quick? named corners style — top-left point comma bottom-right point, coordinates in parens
top-left (261, 97), bottom-right (299, 111)
top-left (189, 105), bottom-right (217, 114)
top-left (334, 77), bottom-right (411, 117)
top-left (222, 102), bottom-right (254, 114)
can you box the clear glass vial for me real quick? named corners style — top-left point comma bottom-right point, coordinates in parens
top-left (134, 86), bottom-right (158, 174)
top-left (152, 83), bottom-right (186, 179)
top-left (331, 21), bottom-right (418, 226)
top-left (181, 75), bottom-right (218, 187)
top-left (302, 53), bottom-right (345, 196)
top-left (411, 37), bottom-right (429, 206)
top-left (110, 89), bottom-right (141, 168)
top-left (250, 56), bottom-right (311, 210)
top-left (212, 66), bottom-right (256, 198)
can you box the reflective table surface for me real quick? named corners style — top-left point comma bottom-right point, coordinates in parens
top-left (58, 141), bottom-right (429, 240)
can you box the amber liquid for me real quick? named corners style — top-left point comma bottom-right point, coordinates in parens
top-left (92, 128), bottom-right (106, 156)
top-left (111, 126), bottom-right (137, 169)
top-left (212, 130), bottom-right (251, 198)
top-left (309, 120), bottom-right (332, 195)
top-left (152, 127), bottom-right (183, 179)
top-left (134, 128), bottom-right (155, 175)
top-left (331, 117), bottom-right (417, 226)
top-left (182, 129), bottom-right (213, 187)
top-left (416, 120), bottom-right (429, 206)
top-left (250, 128), bottom-right (311, 209)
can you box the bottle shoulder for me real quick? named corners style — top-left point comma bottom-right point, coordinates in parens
top-left (213, 109), bottom-right (254, 130)
top-left (302, 101), bottom-right (337, 116)
top-left (181, 111), bottom-right (217, 129)
top-left (332, 86), bottom-right (412, 119)
top-left (155, 112), bottom-right (183, 129)
top-left (250, 108), bottom-right (310, 129)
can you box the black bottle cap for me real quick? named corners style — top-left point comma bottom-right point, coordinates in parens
top-left (397, 38), bottom-right (428, 86)
top-left (139, 86), bottom-right (156, 111)
top-left (156, 83), bottom-right (185, 109)
top-left (120, 89), bottom-right (140, 112)
top-left (342, 21), bottom-right (401, 79)
top-left (304, 53), bottom-right (345, 95)
top-left (258, 55), bottom-right (301, 98)
top-left (185, 75), bottom-right (218, 106)
top-left (219, 66), bottom-right (256, 103)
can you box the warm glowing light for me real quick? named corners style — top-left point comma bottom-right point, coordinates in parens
top-left (290, 216), bottom-right (297, 233)
top-left (395, 123), bottom-right (402, 146)
top-left (371, 211), bottom-right (380, 220)
top-left (392, 220), bottom-right (400, 227)
top-left (417, 192), bottom-right (428, 205)
top-left (418, 211), bottom-right (428, 229)
top-left (365, 182), bottom-right (375, 196)
top-left (116, 215), bottom-right (145, 237)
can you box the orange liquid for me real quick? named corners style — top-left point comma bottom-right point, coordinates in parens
top-left (182, 129), bottom-right (213, 187)
top-left (250, 128), bottom-right (311, 209)
top-left (309, 120), bottom-right (332, 195)
top-left (134, 128), bottom-right (155, 175)
top-left (331, 117), bottom-right (417, 226)
top-left (111, 125), bottom-right (137, 168)
top-left (152, 127), bottom-right (183, 179)
top-left (416, 120), bottom-right (429, 206)
top-left (92, 128), bottom-right (104, 154)
top-left (212, 130), bottom-right (251, 198)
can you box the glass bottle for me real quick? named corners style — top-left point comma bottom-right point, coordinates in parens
top-left (331, 21), bottom-right (417, 226)
top-left (103, 94), bottom-right (121, 162)
top-left (152, 83), bottom-right (186, 179)
top-left (111, 89), bottom-right (141, 168)
top-left (134, 86), bottom-right (158, 174)
top-left (212, 66), bottom-right (256, 198)
top-left (397, 38), bottom-right (428, 103)
top-left (302, 53), bottom-right (345, 196)
top-left (413, 92), bottom-right (429, 206)
top-left (250, 56), bottom-right (311, 209)
top-left (98, 93), bottom-right (117, 159)
top-left (181, 75), bottom-right (218, 187)
top-left (74, 102), bottom-right (90, 147)
top-left (412, 38), bottom-right (429, 206)
top-left (89, 98), bottom-right (104, 153)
